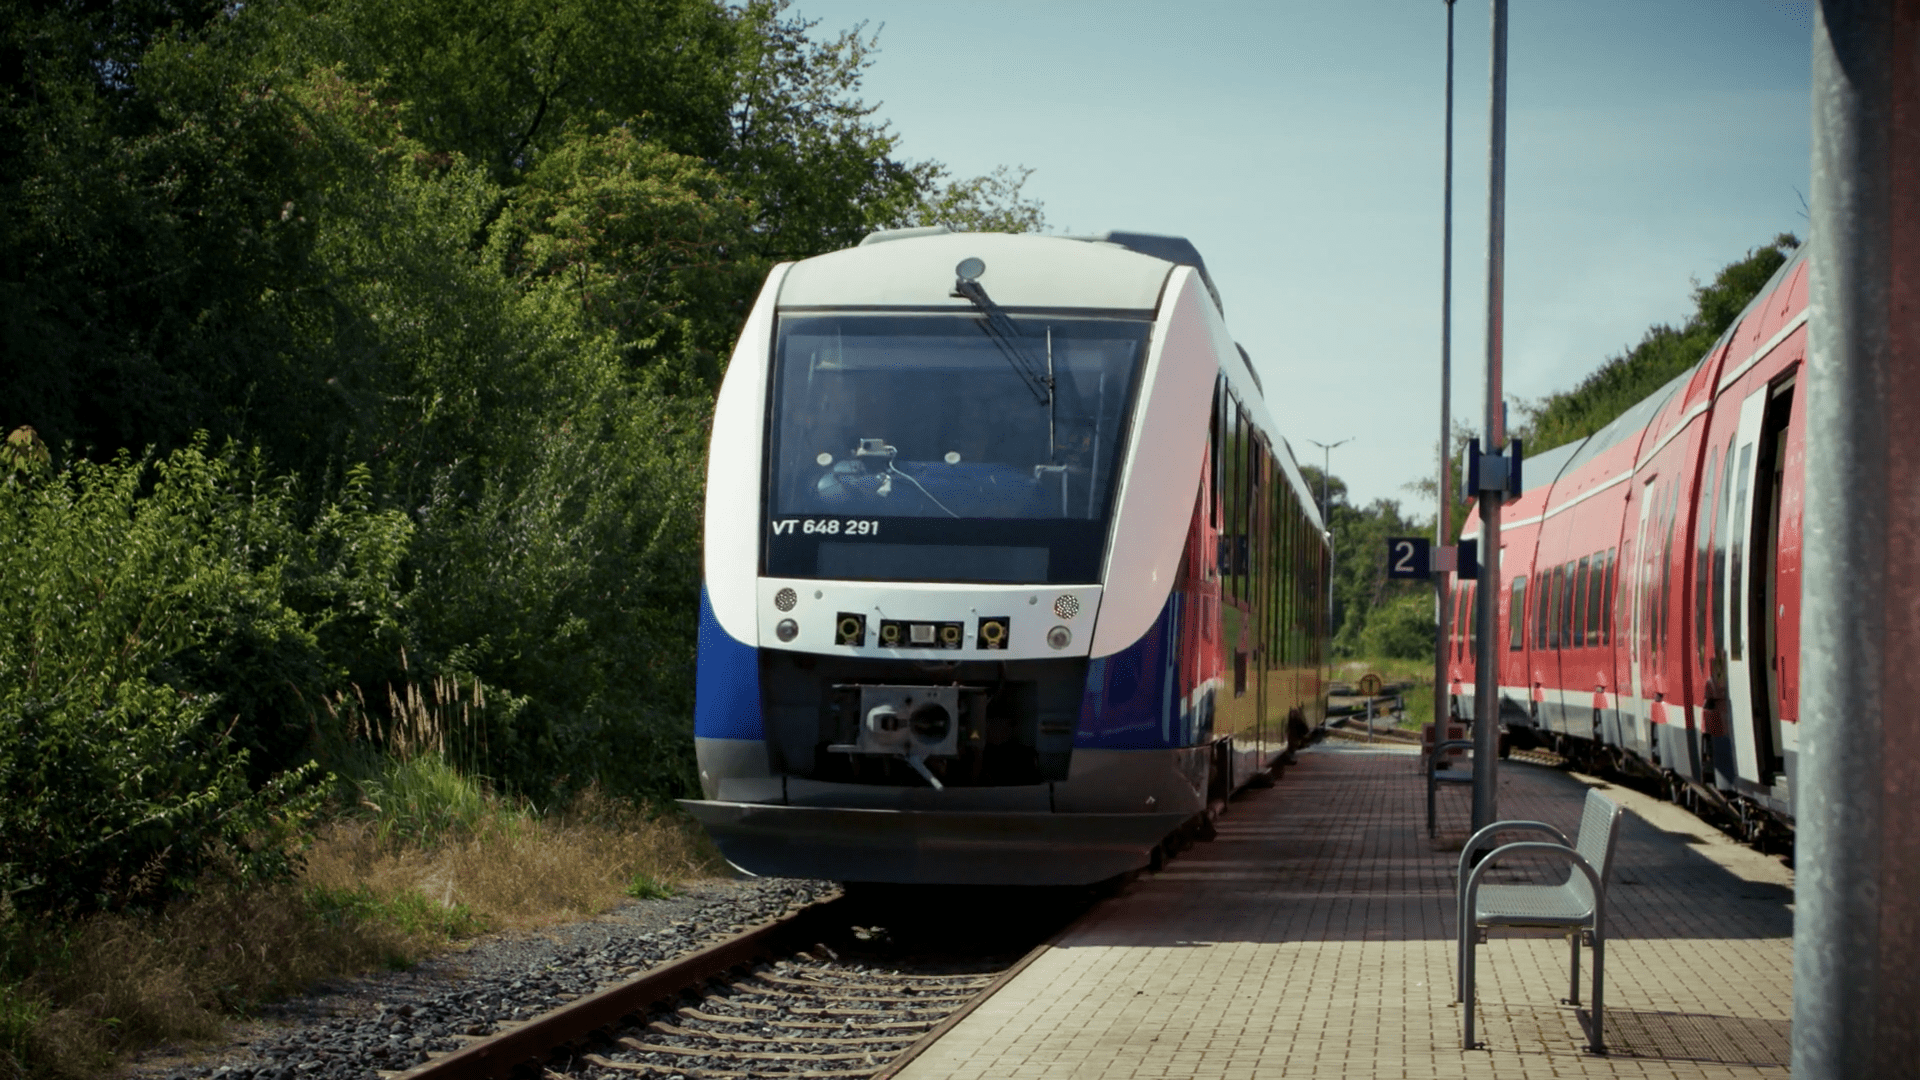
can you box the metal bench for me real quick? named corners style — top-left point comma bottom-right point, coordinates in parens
top-left (1455, 787), bottom-right (1626, 1053)
top-left (1427, 738), bottom-right (1475, 838)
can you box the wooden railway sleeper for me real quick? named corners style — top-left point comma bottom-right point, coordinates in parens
top-left (729, 979), bottom-right (975, 1005)
top-left (752, 970), bottom-right (990, 992)
top-left (678, 1006), bottom-right (936, 1031)
top-left (584, 1055), bottom-right (875, 1079)
top-left (647, 1020), bottom-right (919, 1046)
top-left (774, 964), bottom-right (993, 985)
top-left (618, 1035), bottom-right (887, 1062)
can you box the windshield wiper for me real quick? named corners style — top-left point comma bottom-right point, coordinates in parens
top-left (952, 266), bottom-right (1052, 406)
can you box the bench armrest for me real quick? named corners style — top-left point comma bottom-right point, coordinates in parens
top-left (1457, 820), bottom-right (1573, 882)
top-left (1462, 840), bottom-right (1607, 932)
top-left (1430, 739), bottom-right (1476, 774)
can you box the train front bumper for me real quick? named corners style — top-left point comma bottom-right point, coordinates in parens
top-left (678, 800), bottom-right (1193, 885)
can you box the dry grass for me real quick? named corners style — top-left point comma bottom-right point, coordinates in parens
top-left (303, 787), bottom-right (716, 930)
top-left (1, 785), bottom-right (720, 1080)
top-left (3, 881), bottom-right (432, 1080)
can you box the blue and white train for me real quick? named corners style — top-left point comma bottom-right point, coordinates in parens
top-left (683, 227), bottom-right (1332, 885)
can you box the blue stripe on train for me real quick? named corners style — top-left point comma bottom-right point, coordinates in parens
top-left (1076, 590), bottom-right (1210, 751)
top-left (695, 583), bottom-right (764, 740)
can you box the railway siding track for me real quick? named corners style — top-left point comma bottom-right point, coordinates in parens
top-left (393, 894), bottom-right (1064, 1080)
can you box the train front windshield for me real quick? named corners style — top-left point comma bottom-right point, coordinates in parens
top-left (765, 313), bottom-right (1150, 584)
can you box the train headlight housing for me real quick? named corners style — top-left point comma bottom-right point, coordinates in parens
top-left (977, 617), bottom-right (1009, 650)
top-left (908, 701), bottom-right (952, 743)
top-left (836, 613), bottom-right (866, 646)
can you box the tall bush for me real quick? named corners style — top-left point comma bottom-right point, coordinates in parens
top-left (0, 438), bottom-right (407, 913)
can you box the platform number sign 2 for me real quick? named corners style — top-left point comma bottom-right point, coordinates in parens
top-left (1386, 537), bottom-right (1431, 580)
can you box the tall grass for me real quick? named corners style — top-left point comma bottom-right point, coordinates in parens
top-left (0, 760), bottom-right (717, 1080)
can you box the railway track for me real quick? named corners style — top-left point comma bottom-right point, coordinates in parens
top-left (390, 887), bottom-right (1086, 1080)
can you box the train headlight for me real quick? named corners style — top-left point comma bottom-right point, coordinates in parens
top-left (836, 613), bottom-right (866, 646)
top-left (977, 617), bottom-right (1009, 649)
top-left (1047, 625), bottom-right (1072, 650)
top-left (775, 618), bottom-right (799, 642)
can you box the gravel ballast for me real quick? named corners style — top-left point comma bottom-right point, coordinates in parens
top-left (124, 877), bottom-right (834, 1080)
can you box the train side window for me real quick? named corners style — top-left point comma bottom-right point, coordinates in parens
top-left (1467, 582), bottom-right (1479, 655)
top-left (1560, 561), bottom-right (1575, 648)
top-left (1536, 564), bottom-right (1551, 645)
top-left (1602, 547), bottom-right (1617, 645)
top-left (1658, 490), bottom-right (1678, 658)
top-left (1729, 442), bottom-right (1754, 661)
top-left (1209, 379), bottom-right (1224, 531)
top-left (1534, 564), bottom-right (1547, 649)
top-left (1713, 432), bottom-right (1738, 663)
top-left (1509, 576), bottom-right (1527, 651)
top-left (1694, 448), bottom-right (1721, 670)
top-left (1572, 556), bottom-right (1591, 647)
top-left (1585, 551), bottom-right (1604, 647)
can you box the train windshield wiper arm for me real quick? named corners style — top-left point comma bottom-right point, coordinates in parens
top-left (953, 276), bottom-right (1052, 406)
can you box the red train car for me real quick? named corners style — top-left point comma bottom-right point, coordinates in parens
top-left (1448, 245), bottom-right (1810, 841)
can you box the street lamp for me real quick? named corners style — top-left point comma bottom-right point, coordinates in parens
top-left (1305, 436), bottom-right (1353, 643)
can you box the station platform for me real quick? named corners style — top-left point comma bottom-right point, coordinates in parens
top-left (898, 744), bottom-right (1794, 1079)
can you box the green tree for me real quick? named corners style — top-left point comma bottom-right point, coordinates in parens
top-left (1302, 465), bottom-right (1432, 659)
top-left (0, 0), bottom-right (1051, 824)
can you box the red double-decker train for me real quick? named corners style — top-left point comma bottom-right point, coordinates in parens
top-left (1448, 243), bottom-right (1809, 844)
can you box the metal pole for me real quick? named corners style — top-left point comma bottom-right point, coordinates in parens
top-left (1470, 0), bottom-right (1508, 833)
top-left (1307, 437), bottom-right (1353, 644)
top-left (1795, 1), bottom-right (1920, 1074)
top-left (1434, 0), bottom-right (1457, 734)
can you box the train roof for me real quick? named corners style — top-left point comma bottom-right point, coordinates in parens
top-left (1516, 240), bottom-right (1809, 495)
top-left (783, 230), bottom-right (1180, 314)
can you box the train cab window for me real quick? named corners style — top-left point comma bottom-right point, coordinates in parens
top-left (1509, 577), bottom-right (1527, 651)
top-left (765, 313), bottom-right (1149, 583)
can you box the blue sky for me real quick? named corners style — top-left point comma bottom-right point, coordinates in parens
top-left (792, 0), bottom-right (1814, 516)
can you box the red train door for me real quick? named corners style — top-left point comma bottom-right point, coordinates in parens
top-left (1723, 381), bottom-right (1795, 789)
top-left (1629, 475), bottom-right (1659, 747)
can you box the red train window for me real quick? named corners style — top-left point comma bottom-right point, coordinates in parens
top-left (1602, 547), bottom-right (1617, 645)
top-left (1509, 576), bottom-right (1527, 651)
top-left (1573, 557), bottom-right (1591, 646)
top-left (1586, 552), bottom-right (1604, 646)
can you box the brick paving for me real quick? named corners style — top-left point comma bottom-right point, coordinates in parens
top-left (897, 744), bottom-right (1794, 1079)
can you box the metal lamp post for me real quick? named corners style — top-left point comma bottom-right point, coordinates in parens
top-left (1306, 436), bottom-right (1354, 642)
top-left (1435, 0), bottom-right (1457, 734)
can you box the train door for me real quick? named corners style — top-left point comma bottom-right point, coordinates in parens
top-left (1628, 477), bottom-right (1658, 747)
top-left (1722, 386), bottom-right (1788, 787)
